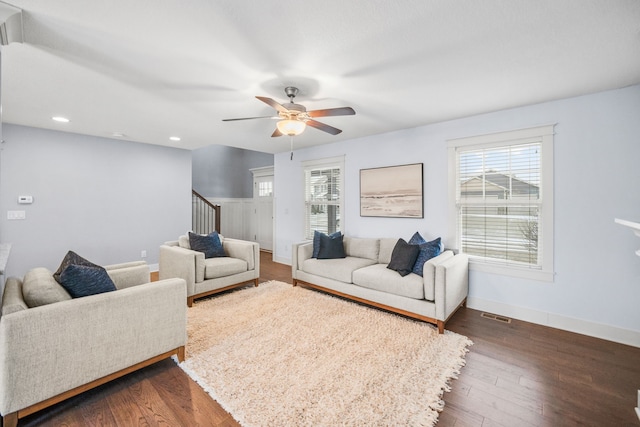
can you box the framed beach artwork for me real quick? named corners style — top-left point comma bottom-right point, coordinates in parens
top-left (360, 163), bottom-right (424, 218)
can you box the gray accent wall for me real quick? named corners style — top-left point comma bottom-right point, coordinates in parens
top-left (0, 124), bottom-right (192, 278)
top-left (192, 144), bottom-right (273, 198)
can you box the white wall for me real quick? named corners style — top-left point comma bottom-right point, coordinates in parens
top-left (274, 85), bottom-right (640, 345)
top-left (0, 125), bottom-right (192, 278)
top-left (205, 197), bottom-right (253, 241)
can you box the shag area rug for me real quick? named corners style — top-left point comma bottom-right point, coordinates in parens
top-left (179, 280), bottom-right (472, 426)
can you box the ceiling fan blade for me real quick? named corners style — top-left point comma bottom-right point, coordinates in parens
top-left (306, 119), bottom-right (342, 135)
top-left (256, 96), bottom-right (289, 113)
top-left (222, 115), bottom-right (278, 121)
top-left (307, 106), bottom-right (356, 118)
top-left (271, 128), bottom-right (283, 137)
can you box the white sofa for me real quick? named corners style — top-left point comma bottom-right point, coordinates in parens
top-left (159, 235), bottom-right (260, 306)
top-left (292, 237), bottom-right (469, 333)
top-left (0, 261), bottom-right (187, 427)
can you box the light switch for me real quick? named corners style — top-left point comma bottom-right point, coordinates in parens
top-left (7, 210), bottom-right (26, 220)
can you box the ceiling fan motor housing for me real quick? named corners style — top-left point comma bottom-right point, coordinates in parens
top-left (280, 102), bottom-right (308, 121)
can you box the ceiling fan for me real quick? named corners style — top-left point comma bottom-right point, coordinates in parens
top-left (223, 86), bottom-right (356, 137)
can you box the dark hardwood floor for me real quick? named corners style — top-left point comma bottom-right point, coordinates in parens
top-left (18, 251), bottom-right (640, 426)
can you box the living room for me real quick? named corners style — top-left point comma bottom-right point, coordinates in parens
top-left (1, 1), bottom-right (639, 426)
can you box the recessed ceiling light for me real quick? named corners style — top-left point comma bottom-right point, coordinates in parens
top-left (52, 116), bottom-right (70, 123)
top-left (169, 136), bottom-right (181, 142)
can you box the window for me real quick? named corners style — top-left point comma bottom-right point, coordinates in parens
top-left (303, 156), bottom-right (344, 239)
top-left (258, 181), bottom-right (273, 197)
top-left (448, 125), bottom-right (554, 281)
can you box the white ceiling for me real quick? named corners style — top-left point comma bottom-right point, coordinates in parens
top-left (1, 0), bottom-right (639, 153)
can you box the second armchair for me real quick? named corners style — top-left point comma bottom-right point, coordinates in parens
top-left (159, 233), bottom-right (260, 306)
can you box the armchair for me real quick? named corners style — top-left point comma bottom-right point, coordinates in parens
top-left (0, 261), bottom-right (187, 427)
top-left (159, 235), bottom-right (260, 306)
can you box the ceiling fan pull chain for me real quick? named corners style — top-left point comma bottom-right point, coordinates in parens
top-left (290, 136), bottom-right (294, 160)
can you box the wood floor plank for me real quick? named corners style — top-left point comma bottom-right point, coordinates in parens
top-left (149, 359), bottom-right (238, 426)
top-left (458, 374), bottom-right (544, 415)
top-left (444, 305), bottom-right (640, 426)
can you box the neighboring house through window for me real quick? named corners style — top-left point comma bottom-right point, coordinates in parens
top-left (448, 125), bottom-right (554, 281)
top-left (303, 156), bottom-right (344, 240)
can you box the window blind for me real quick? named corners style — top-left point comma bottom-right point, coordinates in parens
top-left (304, 165), bottom-right (342, 239)
top-left (457, 141), bottom-right (542, 268)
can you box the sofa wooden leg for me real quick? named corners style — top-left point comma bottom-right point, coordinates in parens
top-left (187, 296), bottom-right (194, 307)
top-left (3, 412), bottom-right (18, 427)
top-left (177, 345), bottom-right (186, 363)
top-left (437, 321), bottom-right (445, 334)
top-left (253, 278), bottom-right (259, 287)
top-left (292, 279), bottom-right (297, 287)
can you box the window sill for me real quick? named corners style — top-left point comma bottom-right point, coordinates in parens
top-left (469, 259), bottom-right (554, 282)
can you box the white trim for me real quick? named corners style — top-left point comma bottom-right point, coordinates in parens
top-left (447, 124), bottom-right (554, 281)
top-left (468, 296), bottom-right (640, 348)
top-left (148, 263), bottom-right (159, 273)
top-left (250, 166), bottom-right (274, 177)
top-left (469, 260), bottom-right (554, 282)
top-left (273, 255), bottom-right (291, 265)
top-left (448, 124), bottom-right (556, 148)
top-left (301, 155), bottom-right (345, 168)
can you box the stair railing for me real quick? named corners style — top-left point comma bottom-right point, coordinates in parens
top-left (192, 190), bottom-right (221, 234)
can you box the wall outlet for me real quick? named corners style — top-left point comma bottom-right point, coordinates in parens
top-left (141, 250), bottom-right (147, 258)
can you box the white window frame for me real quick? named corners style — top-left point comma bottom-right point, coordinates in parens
top-left (302, 155), bottom-right (345, 240)
top-left (448, 125), bottom-right (555, 282)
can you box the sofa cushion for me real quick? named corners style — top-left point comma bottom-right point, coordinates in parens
top-left (353, 264), bottom-right (425, 300)
top-left (302, 256), bottom-right (377, 283)
top-left (178, 234), bottom-right (191, 249)
top-left (387, 239), bottom-right (420, 277)
top-left (408, 233), bottom-right (442, 276)
top-left (317, 233), bottom-right (346, 259)
top-left (189, 231), bottom-right (226, 258)
top-left (105, 262), bottom-right (150, 290)
top-left (204, 257), bottom-right (248, 279)
top-left (378, 238), bottom-right (399, 264)
top-left (22, 268), bottom-right (72, 308)
top-left (59, 264), bottom-right (117, 298)
top-left (343, 237), bottom-right (379, 260)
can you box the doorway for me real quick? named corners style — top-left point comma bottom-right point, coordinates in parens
top-left (251, 167), bottom-right (274, 251)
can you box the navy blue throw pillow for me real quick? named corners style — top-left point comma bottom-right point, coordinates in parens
top-left (387, 238), bottom-right (421, 277)
top-left (53, 250), bottom-right (100, 284)
top-left (189, 231), bottom-right (225, 258)
top-left (59, 264), bottom-right (117, 298)
top-left (317, 233), bottom-right (346, 259)
top-left (312, 230), bottom-right (341, 258)
top-left (408, 232), bottom-right (442, 276)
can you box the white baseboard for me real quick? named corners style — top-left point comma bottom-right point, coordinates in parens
top-left (467, 296), bottom-right (640, 348)
top-left (148, 263), bottom-right (159, 272)
top-left (273, 255), bottom-right (291, 266)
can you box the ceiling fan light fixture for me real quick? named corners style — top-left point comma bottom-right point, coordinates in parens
top-left (276, 119), bottom-right (306, 136)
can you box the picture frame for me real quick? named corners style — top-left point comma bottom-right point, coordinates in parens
top-left (360, 163), bottom-right (423, 218)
